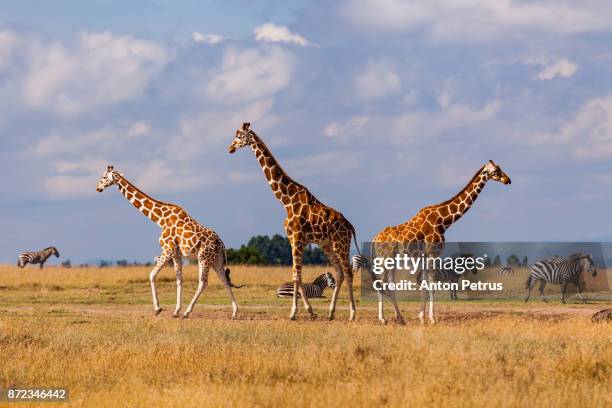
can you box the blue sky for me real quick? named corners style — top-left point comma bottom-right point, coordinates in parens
top-left (2, 0), bottom-right (612, 264)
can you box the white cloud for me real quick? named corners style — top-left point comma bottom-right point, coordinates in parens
top-left (32, 121), bottom-right (150, 157)
top-left (206, 47), bottom-right (294, 102)
top-left (536, 94), bottom-right (612, 159)
top-left (536, 59), bottom-right (578, 80)
top-left (342, 0), bottom-right (612, 41)
top-left (22, 31), bottom-right (168, 116)
top-left (325, 116), bottom-right (369, 140)
top-left (127, 121), bottom-right (150, 138)
top-left (353, 59), bottom-right (401, 100)
top-left (135, 160), bottom-right (206, 193)
top-left (253, 23), bottom-right (311, 46)
top-left (286, 152), bottom-right (359, 177)
top-left (192, 32), bottom-right (224, 44)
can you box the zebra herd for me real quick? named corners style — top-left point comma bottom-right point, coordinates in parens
top-left (14, 247), bottom-right (598, 305)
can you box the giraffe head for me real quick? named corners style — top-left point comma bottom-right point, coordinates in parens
top-left (96, 165), bottom-right (120, 192)
top-left (228, 122), bottom-right (256, 153)
top-left (483, 160), bottom-right (511, 185)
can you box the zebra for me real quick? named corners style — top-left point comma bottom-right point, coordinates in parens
top-left (497, 265), bottom-right (514, 276)
top-left (17, 247), bottom-right (60, 269)
top-left (277, 272), bottom-right (336, 298)
top-left (525, 253), bottom-right (597, 303)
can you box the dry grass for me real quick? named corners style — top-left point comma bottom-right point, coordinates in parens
top-left (1, 264), bottom-right (611, 407)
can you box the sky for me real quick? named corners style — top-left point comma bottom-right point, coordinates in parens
top-left (2, 0), bottom-right (612, 264)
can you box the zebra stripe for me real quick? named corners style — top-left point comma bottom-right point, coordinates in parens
top-left (525, 253), bottom-right (597, 303)
top-left (277, 273), bottom-right (336, 298)
top-left (17, 247), bottom-right (60, 269)
top-left (497, 266), bottom-right (514, 276)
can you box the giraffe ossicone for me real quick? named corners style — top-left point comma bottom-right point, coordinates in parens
top-left (229, 123), bottom-right (361, 321)
top-left (96, 165), bottom-right (240, 319)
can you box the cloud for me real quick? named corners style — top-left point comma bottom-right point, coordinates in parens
top-left (32, 121), bottom-right (150, 157)
top-left (341, 0), bottom-right (612, 41)
top-left (135, 160), bottom-right (207, 193)
top-left (253, 23), bottom-right (311, 46)
top-left (21, 31), bottom-right (168, 116)
top-left (286, 152), bottom-right (359, 177)
top-left (536, 94), bottom-right (612, 159)
top-left (353, 59), bottom-right (401, 100)
top-left (536, 59), bottom-right (578, 80)
top-left (325, 116), bottom-right (369, 140)
top-left (205, 47), bottom-right (294, 102)
top-left (192, 32), bottom-right (224, 44)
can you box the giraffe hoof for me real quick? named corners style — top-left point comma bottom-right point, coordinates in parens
top-left (396, 317), bottom-right (406, 325)
top-left (309, 313), bottom-right (318, 321)
top-left (154, 308), bottom-right (163, 316)
top-left (181, 314), bottom-right (189, 319)
top-left (328, 314), bottom-right (335, 321)
top-left (172, 313), bottom-right (180, 318)
top-left (379, 319), bottom-right (387, 325)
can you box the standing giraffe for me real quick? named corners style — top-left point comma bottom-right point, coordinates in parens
top-left (366, 160), bottom-right (511, 324)
top-left (96, 165), bottom-right (239, 318)
top-left (228, 123), bottom-right (360, 321)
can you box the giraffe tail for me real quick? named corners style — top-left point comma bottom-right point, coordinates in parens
top-left (349, 223), bottom-right (362, 256)
top-left (225, 268), bottom-right (244, 289)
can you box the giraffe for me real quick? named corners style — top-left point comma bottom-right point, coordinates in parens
top-left (369, 160), bottom-right (511, 324)
top-left (228, 123), bottom-right (360, 321)
top-left (95, 165), bottom-right (239, 318)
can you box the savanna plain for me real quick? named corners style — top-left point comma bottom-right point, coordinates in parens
top-left (0, 265), bottom-right (610, 407)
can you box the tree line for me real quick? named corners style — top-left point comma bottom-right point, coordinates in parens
top-left (226, 234), bottom-right (327, 265)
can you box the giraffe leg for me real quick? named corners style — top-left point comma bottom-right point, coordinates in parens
top-left (183, 251), bottom-right (210, 318)
top-left (215, 261), bottom-right (238, 319)
top-left (335, 243), bottom-right (356, 322)
top-left (428, 268), bottom-right (437, 324)
top-left (290, 239), bottom-right (314, 320)
top-left (172, 256), bottom-right (183, 317)
top-left (321, 243), bottom-right (343, 321)
top-left (388, 269), bottom-right (405, 325)
top-left (150, 253), bottom-right (169, 315)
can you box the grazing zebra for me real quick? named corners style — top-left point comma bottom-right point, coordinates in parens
top-left (525, 253), bottom-right (597, 303)
top-left (497, 265), bottom-right (514, 276)
top-left (17, 247), bottom-right (60, 269)
top-left (277, 273), bottom-right (336, 298)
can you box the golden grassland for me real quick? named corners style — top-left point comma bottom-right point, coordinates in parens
top-left (0, 264), bottom-right (611, 407)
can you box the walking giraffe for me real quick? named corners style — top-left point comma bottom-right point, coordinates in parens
top-left (362, 160), bottom-right (511, 324)
top-left (96, 165), bottom-right (239, 318)
top-left (228, 123), bottom-right (360, 321)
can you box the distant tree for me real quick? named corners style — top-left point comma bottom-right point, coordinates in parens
top-left (506, 254), bottom-right (520, 266)
top-left (98, 260), bottom-right (112, 268)
top-left (303, 244), bottom-right (327, 265)
top-left (116, 260), bottom-right (129, 267)
top-left (246, 234), bottom-right (327, 265)
top-left (492, 255), bottom-right (502, 266)
top-left (226, 246), bottom-right (267, 265)
top-left (61, 259), bottom-right (71, 268)
top-left (521, 256), bottom-right (529, 267)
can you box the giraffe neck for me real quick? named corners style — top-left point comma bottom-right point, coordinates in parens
top-left (115, 175), bottom-right (168, 227)
top-left (250, 135), bottom-right (303, 208)
top-left (437, 166), bottom-right (489, 232)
